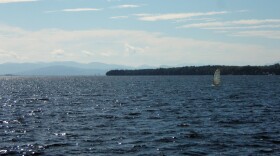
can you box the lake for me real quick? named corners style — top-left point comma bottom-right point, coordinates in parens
top-left (0, 76), bottom-right (279, 155)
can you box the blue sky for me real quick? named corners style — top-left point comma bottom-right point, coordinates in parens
top-left (0, 0), bottom-right (279, 66)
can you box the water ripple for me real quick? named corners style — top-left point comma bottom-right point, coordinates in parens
top-left (0, 76), bottom-right (279, 155)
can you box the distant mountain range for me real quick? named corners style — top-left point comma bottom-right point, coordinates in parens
top-left (1, 61), bottom-right (279, 76)
top-left (0, 61), bottom-right (154, 76)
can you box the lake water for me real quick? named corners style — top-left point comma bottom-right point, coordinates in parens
top-left (0, 76), bottom-right (279, 155)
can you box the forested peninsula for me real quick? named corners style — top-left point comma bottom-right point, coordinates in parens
top-left (106, 63), bottom-right (280, 76)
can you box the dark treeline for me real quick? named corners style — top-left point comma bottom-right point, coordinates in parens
top-left (106, 63), bottom-right (280, 76)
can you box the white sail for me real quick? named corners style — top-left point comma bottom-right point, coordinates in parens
top-left (213, 69), bottom-right (221, 86)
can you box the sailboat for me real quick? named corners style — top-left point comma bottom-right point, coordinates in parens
top-left (213, 69), bottom-right (221, 86)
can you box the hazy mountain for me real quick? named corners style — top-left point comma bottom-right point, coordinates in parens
top-left (159, 65), bottom-right (172, 68)
top-left (0, 63), bottom-right (47, 75)
top-left (43, 61), bottom-right (132, 70)
top-left (17, 65), bottom-right (107, 76)
top-left (136, 64), bottom-right (157, 69)
top-left (0, 62), bottom-right (133, 76)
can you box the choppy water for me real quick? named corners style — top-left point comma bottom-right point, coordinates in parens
top-left (0, 76), bottom-right (279, 155)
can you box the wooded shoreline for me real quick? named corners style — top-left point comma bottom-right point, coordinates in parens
top-left (106, 64), bottom-right (280, 76)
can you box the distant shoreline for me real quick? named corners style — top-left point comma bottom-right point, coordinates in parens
top-left (106, 64), bottom-right (280, 76)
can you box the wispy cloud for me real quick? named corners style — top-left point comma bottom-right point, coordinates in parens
top-left (62, 8), bottom-right (102, 12)
top-left (51, 49), bottom-right (66, 57)
top-left (1, 25), bottom-right (278, 65)
top-left (179, 18), bottom-right (280, 39)
top-left (174, 18), bottom-right (218, 23)
top-left (207, 24), bottom-right (280, 30)
top-left (233, 31), bottom-right (280, 39)
top-left (0, 49), bottom-right (24, 60)
top-left (82, 50), bottom-right (95, 57)
top-left (46, 8), bottom-right (103, 13)
top-left (124, 42), bottom-right (146, 56)
top-left (114, 4), bottom-right (141, 9)
top-left (137, 11), bottom-right (228, 21)
top-left (180, 19), bottom-right (280, 30)
top-left (0, 0), bottom-right (37, 3)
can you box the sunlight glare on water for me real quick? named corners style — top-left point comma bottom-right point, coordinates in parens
top-left (0, 76), bottom-right (279, 155)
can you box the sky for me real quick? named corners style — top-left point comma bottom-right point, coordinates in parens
top-left (0, 0), bottom-right (279, 66)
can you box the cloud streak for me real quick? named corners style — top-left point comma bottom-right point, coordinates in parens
top-left (181, 19), bottom-right (280, 29)
top-left (46, 8), bottom-right (103, 13)
top-left (114, 4), bottom-right (141, 9)
top-left (62, 8), bottom-right (102, 12)
top-left (0, 0), bottom-right (37, 3)
top-left (233, 31), bottom-right (280, 39)
top-left (180, 19), bottom-right (280, 39)
top-left (137, 11), bottom-right (228, 21)
top-left (207, 24), bottom-right (280, 30)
